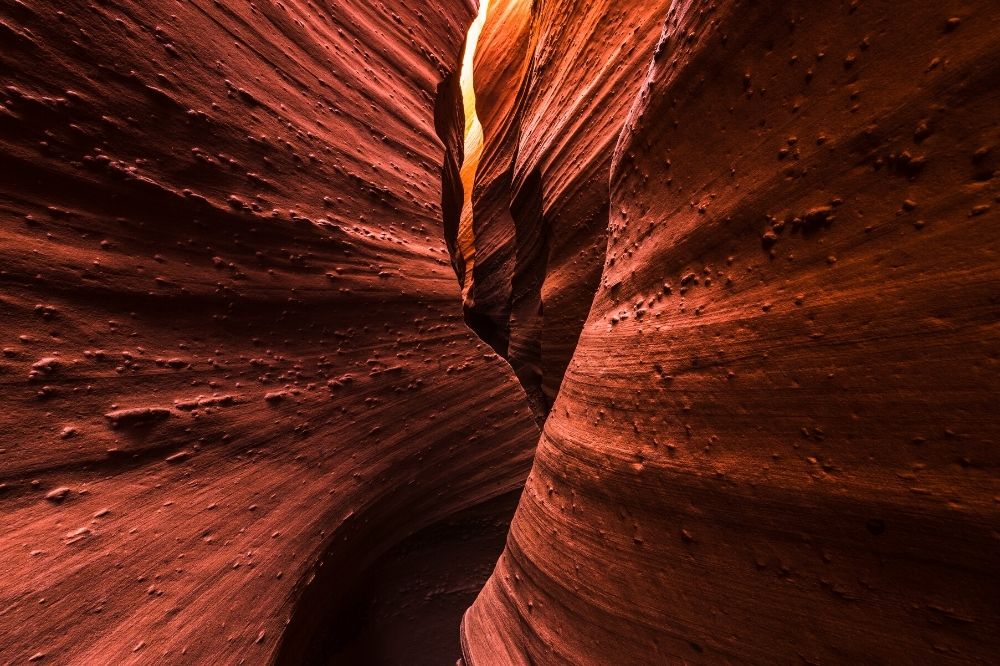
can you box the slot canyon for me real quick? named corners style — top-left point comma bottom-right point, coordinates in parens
top-left (0, 0), bottom-right (997, 663)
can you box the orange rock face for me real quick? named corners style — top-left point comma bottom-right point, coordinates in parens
top-left (2, 0), bottom-right (999, 663)
top-left (461, 0), bottom-right (673, 419)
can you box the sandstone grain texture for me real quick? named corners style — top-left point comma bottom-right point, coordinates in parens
top-left (463, 1), bottom-right (1000, 663)
top-left (0, 0), bottom-right (536, 663)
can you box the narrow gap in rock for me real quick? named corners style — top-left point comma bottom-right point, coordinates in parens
top-left (457, 0), bottom-right (491, 304)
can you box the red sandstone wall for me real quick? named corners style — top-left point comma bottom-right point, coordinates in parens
top-left (463, 0), bottom-right (675, 419)
top-left (2, 0), bottom-right (998, 662)
top-left (0, 0), bottom-right (538, 663)
top-left (463, 0), bottom-right (1000, 663)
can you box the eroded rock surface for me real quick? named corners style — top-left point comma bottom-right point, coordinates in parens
top-left (463, 0), bottom-right (1000, 663)
top-left (460, 0), bottom-right (673, 419)
top-left (2, 0), bottom-right (999, 663)
top-left (0, 0), bottom-right (537, 663)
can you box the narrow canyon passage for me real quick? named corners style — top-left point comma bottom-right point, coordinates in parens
top-left (1, 0), bottom-right (998, 664)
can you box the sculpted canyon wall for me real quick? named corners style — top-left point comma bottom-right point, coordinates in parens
top-left (1, 0), bottom-right (998, 664)
top-left (462, 0), bottom-right (1000, 664)
top-left (0, 0), bottom-right (537, 663)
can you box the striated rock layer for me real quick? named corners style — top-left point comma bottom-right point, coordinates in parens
top-left (0, 0), bottom-right (539, 663)
top-left (3, 0), bottom-right (999, 662)
top-left (464, 0), bottom-right (1000, 663)
top-left (461, 0), bottom-right (673, 419)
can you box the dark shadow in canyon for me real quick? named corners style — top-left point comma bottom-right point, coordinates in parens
top-left (506, 165), bottom-right (551, 423)
top-left (320, 490), bottom-right (520, 665)
top-left (436, 69), bottom-right (469, 289)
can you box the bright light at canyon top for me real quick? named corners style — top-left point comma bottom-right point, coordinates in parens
top-left (461, 0), bottom-right (490, 141)
top-left (457, 0), bottom-right (490, 302)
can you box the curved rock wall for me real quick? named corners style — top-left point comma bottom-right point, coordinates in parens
top-left (2, 0), bottom-right (998, 662)
top-left (0, 0), bottom-right (538, 663)
top-left (463, 0), bottom-right (673, 419)
top-left (464, 0), bottom-right (1000, 663)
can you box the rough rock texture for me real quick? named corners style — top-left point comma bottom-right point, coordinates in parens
top-left (463, 0), bottom-right (1000, 663)
top-left (460, 0), bottom-right (678, 420)
top-left (3, 0), bottom-right (1000, 663)
top-left (0, 0), bottom-right (538, 663)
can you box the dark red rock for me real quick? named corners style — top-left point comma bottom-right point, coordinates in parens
top-left (463, 0), bottom-right (1000, 663)
top-left (3, 0), bottom-right (999, 662)
top-left (0, 0), bottom-right (536, 663)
